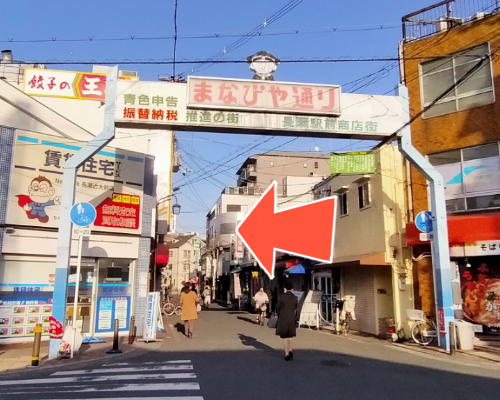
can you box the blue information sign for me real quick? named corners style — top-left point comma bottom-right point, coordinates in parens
top-left (70, 202), bottom-right (97, 227)
top-left (415, 211), bottom-right (433, 233)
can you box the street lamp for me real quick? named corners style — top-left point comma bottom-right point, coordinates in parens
top-left (157, 194), bottom-right (181, 215)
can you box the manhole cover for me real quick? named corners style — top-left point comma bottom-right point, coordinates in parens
top-left (320, 359), bottom-right (351, 367)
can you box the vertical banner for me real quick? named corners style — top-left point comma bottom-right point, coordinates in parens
top-left (143, 292), bottom-right (160, 341)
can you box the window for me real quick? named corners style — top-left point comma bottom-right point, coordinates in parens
top-left (227, 204), bottom-right (242, 212)
top-left (314, 162), bottom-right (319, 169)
top-left (358, 183), bottom-right (370, 209)
top-left (183, 250), bottom-right (191, 259)
top-left (339, 192), bottom-right (348, 216)
top-left (430, 143), bottom-right (500, 213)
top-left (169, 250), bottom-right (173, 258)
top-left (420, 43), bottom-right (494, 119)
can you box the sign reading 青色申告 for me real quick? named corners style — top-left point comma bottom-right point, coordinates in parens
top-left (329, 152), bottom-right (376, 174)
top-left (6, 131), bottom-right (145, 234)
top-left (114, 79), bottom-right (406, 139)
top-left (23, 68), bottom-right (139, 101)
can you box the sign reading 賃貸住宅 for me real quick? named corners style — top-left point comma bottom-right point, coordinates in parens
top-left (330, 152), bottom-right (376, 174)
top-left (187, 77), bottom-right (341, 115)
top-left (6, 131), bottom-right (145, 234)
top-left (114, 80), bottom-right (406, 139)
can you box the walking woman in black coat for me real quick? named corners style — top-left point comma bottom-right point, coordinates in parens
top-left (275, 282), bottom-right (298, 361)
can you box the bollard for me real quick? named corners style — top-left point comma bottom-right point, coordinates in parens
top-left (449, 321), bottom-right (455, 355)
top-left (106, 319), bottom-right (123, 354)
top-left (31, 323), bottom-right (43, 366)
top-left (128, 316), bottom-right (135, 345)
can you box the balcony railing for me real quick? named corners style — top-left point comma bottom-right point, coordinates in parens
top-left (402, 0), bottom-right (499, 42)
top-left (222, 186), bottom-right (263, 196)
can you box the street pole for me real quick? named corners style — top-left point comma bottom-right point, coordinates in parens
top-left (397, 85), bottom-right (454, 352)
top-left (70, 235), bottom-right (83, 359)
top-left (49, 67), bottom-right (118, 359)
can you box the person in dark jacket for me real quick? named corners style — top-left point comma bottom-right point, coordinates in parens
top-left (275, 282), bottom-right (298, 361)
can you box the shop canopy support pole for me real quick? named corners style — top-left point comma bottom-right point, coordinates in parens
top-left (49, 67), bottom-right (118, 359)
top-left (397, 85), bottom-right (454, 353)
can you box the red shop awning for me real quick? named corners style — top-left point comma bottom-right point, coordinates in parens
top-left (156, 244), bottom-right (170, 264)
top-left (406, 212), bottom-right (500, 246)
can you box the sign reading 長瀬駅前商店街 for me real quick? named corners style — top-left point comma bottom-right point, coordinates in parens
top-left (114, 78), bottom-right (407, 139)
top-left (6, 131), bottom-right (145, 234)
top-left (329, 152), bottom-right (376, 174)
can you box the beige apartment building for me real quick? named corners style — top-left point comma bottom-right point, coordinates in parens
top-left (236, 152), bottom-right (330, 195)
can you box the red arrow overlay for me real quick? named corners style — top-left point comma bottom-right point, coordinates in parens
top-left (236, 181), bottom-right (337, 279)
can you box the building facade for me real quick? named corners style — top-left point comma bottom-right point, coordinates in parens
top-left (0, 54), bottom-right (176, 342)
top-left (402, 2), bottom-right (500, 334)
top-left (313, 145), bottom-right (413, 336)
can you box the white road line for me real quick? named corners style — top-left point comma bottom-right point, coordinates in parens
top-left (7, 382), bottom-right (200, 395)
top-left (102, 360), bottom-right (191, 366)
top-left (51, 365), bottom-right (193, 376)
top-left (42, 398), bottom-right (204, 400)
top-left (347, 338), bottom-right (364, 344)
top-left (0, 373), bottom-right (197, 386)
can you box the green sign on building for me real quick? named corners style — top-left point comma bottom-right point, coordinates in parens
top-left (330, 152), bottom-right (376, 174)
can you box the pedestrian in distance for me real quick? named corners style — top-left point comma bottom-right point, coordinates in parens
top-left (203, 286), bottom-right (211, 308)
top-left (180, 283), bottom-right (199, 338)
top-left (276, 282), bottom-right (298, 361)
top-left (254, 288), bottom-right (269, 324)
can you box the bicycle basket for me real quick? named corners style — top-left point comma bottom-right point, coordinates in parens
top-left (406, 309), bottom-right (425, 321)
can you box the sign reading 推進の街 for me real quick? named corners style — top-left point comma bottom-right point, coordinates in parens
top-left (23, 68), bottom-right (139, 101)
top-left (114, 79), bottom-right (406, 139)
top-left (6, 131), bottom-right (145, 234)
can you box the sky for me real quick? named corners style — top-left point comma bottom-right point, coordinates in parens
top-left (1, 0), bottom-right (436, 237)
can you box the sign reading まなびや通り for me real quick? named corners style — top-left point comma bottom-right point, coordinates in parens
top-left (114, 79), bottom-right (406, 139)
top-left (6, 131), bottom-right (145, 234)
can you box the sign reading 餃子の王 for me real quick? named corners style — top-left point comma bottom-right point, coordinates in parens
top-left (6, 131), bottom-right (145, 234)
top-left (114, 79), bottom-right (406, 139)
top-left (329, 152), bottom-right (376, 174)
top-left (23, 68), bottom-right (139, 101)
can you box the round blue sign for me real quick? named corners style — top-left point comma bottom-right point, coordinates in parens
top-left (415, 211), bottom-right (433, 233)
top-left (70, 202), bottom-right (97, 227)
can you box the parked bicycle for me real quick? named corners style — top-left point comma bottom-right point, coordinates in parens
top-left (407, 309), bottom-right (437, 346)
top-left (162, 294), bottom-right (182, 316)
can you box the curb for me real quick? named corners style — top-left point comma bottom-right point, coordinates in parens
top-left (0, 340), bottom-right (163, 377)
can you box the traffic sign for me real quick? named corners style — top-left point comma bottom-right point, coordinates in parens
top-left (415, 211), bottom-right (433, 233)
top-left (70, 202), bottom-right (97, 227)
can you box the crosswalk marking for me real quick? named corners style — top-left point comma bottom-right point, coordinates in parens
top-left (0, 360), bottom-right (204, 399)
top-left (103, 360), bottom-right (191, 366)
top-left (7, 382), bottom-right (201, 395)
top-left (0, 372), bottom-right (197, 386)
top-left (52, 364), bottom-right (193, 375)
top-left (42, 398), bottom-right (204, 400)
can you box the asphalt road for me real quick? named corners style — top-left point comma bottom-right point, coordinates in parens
top-left (0, 305), bottom-right (499, 400)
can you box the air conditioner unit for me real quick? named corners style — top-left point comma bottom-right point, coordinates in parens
top-left (471, 12), bottom-right (486, 21)
top-left (435, 17), bottom-right (463, 32)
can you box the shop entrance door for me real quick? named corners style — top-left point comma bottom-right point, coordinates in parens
top-left (312, 272), bottom-right (334, 324)
top-left (67, 259), bottom-right (96, 335)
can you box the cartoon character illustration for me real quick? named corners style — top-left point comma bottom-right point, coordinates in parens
top-left (246, 50), bottom-right (280, 81)
top-left (16, 176), bottom-right (60, 223)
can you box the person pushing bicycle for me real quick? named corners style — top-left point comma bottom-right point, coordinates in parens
top-left (254, 288), bottom-right (269, 324)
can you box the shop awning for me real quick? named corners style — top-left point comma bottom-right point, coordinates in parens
top-left (284, 263), bottom-right (306, 274)
top-left (155, 244), bottom-right (170, 264)
top-left (406, 212), bottom-right (500, 246)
